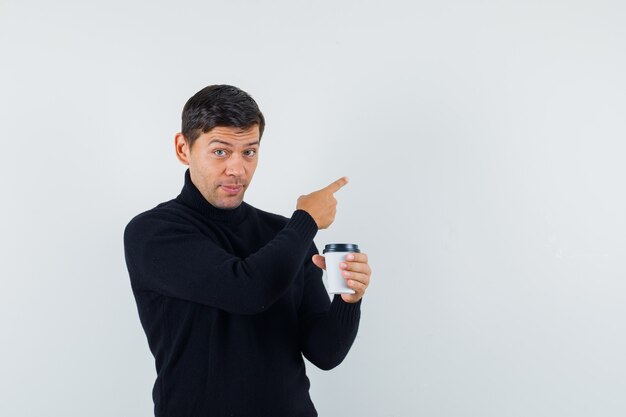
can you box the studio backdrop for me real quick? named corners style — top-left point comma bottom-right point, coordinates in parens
top-left (1, 1), bottom-right (625, 416)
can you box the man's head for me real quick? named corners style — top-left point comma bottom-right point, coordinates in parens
top-left (175, 85), bottom-right (264, 210)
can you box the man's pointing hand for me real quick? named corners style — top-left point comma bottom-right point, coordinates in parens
top-left (297, 177), bottom-right (348, 229)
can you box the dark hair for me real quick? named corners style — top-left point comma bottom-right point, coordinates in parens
top-left (181, 84), bottom-right (265, 147)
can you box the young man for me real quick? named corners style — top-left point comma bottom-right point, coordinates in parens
top-left (124, 85), bottom-right (371, 417)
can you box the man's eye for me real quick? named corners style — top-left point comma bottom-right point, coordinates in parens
top-left (244, 150), bottom-right (256, 157)
top-left (214, 150), bottom-right (227, 157)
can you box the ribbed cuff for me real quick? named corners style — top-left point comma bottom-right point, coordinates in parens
top-left (328, 294), bottom-right (362, 326)
top-left (287, 209), bottom-right (319, 242)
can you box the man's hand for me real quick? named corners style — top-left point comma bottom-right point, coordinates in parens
top-left (312, 252), bottom-right (371, 303)
top-left (297, 177), bottom-right (348, 229)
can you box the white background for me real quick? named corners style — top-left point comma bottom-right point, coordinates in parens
top-left (1, 1), bottom-right (625, 416)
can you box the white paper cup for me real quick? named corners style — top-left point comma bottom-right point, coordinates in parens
top-left (323, 243), bottom-right (360, 294)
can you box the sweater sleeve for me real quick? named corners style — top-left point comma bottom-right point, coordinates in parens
top-left (123, 209), bottom-right (318, 315)
top-left (297, 244), bottom-right (361, 370)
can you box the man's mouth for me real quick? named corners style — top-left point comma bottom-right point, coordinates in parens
top-left (220, 184), bottom-right (243, 195)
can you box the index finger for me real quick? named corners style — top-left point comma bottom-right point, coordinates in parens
top-left (346, 252), bottom-right (368, 264)
top-left (322, 176), bottom-right (349, 193)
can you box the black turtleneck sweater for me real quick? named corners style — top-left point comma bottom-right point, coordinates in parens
top-left (123, 170), bottom-right (361, 417)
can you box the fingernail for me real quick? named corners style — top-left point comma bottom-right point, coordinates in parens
top-left (346, 254), bottom-right (355, 261)
top-left (340, 262), bottom-right (347, 269)
top-left (343, 271), bottom-right (351, 277)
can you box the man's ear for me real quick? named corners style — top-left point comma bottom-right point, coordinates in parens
top-left (175, 133), bottom-right (190, 165)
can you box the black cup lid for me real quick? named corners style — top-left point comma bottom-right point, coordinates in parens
top-left (323, 243), bottom-right (360, 253)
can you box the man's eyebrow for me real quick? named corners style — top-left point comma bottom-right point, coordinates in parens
top-left (207, 139), bottom-right (233, 147)
top-left (207, 139), bottom-right (260, 147)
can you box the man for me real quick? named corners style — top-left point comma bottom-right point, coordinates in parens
top-left (124, 85), bottom-right (372, 417)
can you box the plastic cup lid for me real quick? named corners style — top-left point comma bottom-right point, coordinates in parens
top-left (323, 243), bottom-right (360, 253)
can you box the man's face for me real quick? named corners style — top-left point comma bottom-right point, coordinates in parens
top-left (177, 125), bottom-right (260, 210)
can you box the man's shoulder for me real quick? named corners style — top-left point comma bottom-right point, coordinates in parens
top-left (124, 199), bottom-right (192, 238)
top-left (245, 203), bottom-right (290, 227)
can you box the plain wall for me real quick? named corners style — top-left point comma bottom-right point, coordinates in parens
top-left (1, 0), bottom-right (625, 416)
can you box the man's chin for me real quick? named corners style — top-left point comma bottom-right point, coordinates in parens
top-left (215, 197), bottom-right (244, 210)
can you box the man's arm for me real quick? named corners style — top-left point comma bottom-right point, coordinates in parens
top-left (297, 244), bottom-right (370, 370)
top-left (124, 209), bottom-right (317, 315)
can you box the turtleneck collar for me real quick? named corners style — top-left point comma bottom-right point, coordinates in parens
top-left (175, 169), bottom-right (248, 224)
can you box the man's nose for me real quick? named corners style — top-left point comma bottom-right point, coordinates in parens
top-left (225, 154), bottom-right (245, 176)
